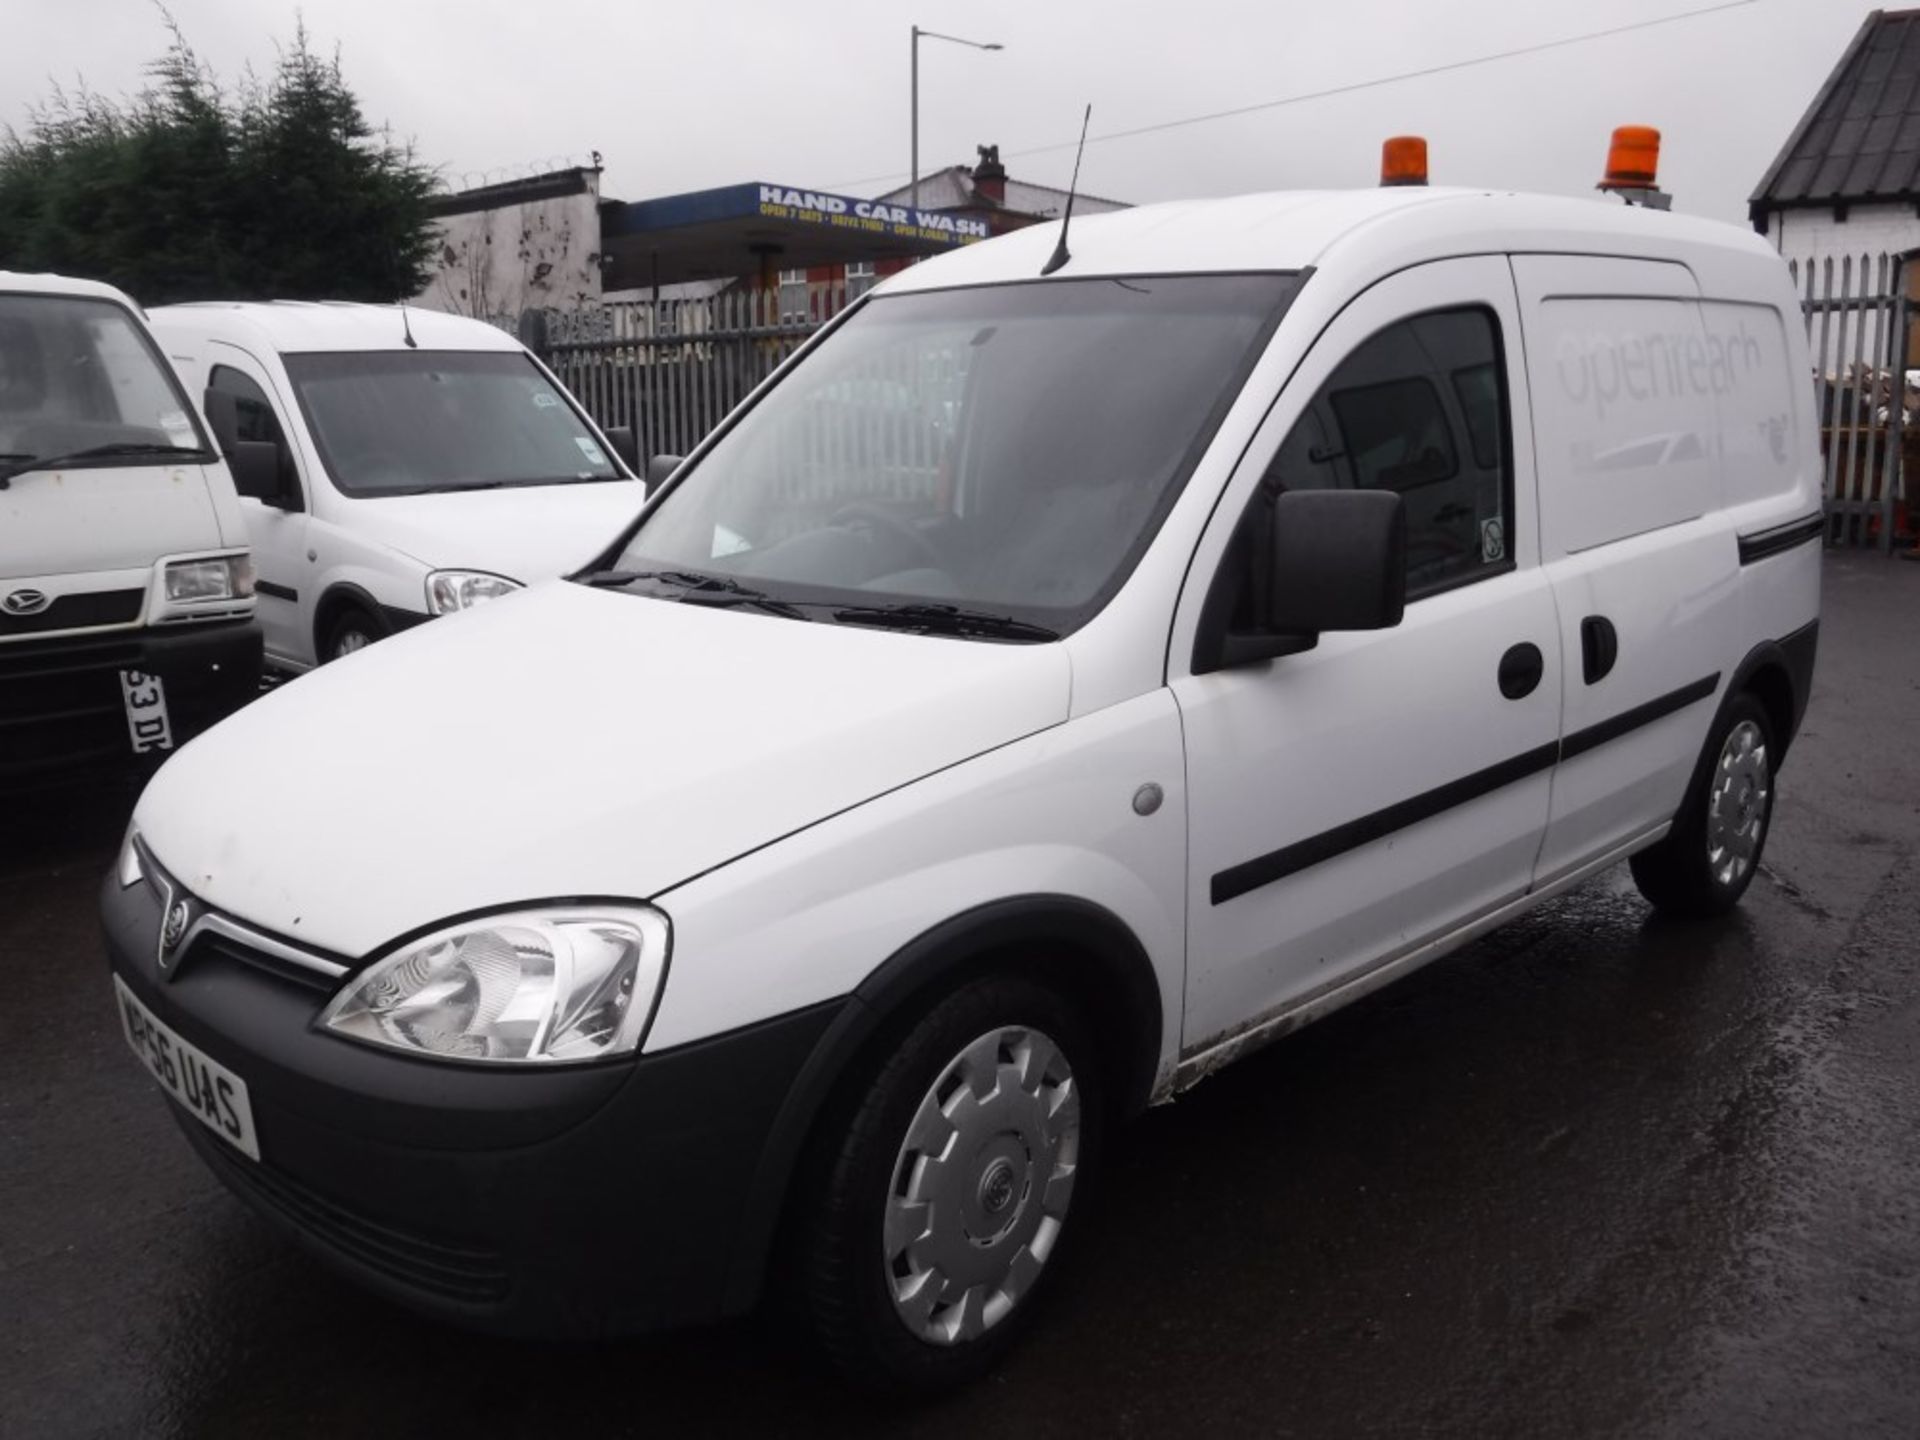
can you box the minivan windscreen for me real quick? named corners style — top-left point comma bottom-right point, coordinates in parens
top-left (283, 350), bottom-right (624, 496)
top-left (0, 294), bottom-right (212, 476)
top-left (603, 273), bottom-right (1300, 637)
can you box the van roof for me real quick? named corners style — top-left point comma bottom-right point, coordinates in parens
top-left (0, 271), bottom-right (144, 308)
top-left (145, 300), bottom-right (526, 355)
top-left (880, 188), bottom-right (1781, 295)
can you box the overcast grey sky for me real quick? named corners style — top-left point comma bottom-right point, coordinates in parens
top-left (1, 0), bottom-right (1865, 226)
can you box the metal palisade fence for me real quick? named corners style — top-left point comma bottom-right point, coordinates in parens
top-left (1794, 251), bottom-right (1909, 552)
top-left (533, 280), bottom-right (856, 468)
top-left (535, 261), bottom-right (1912, 552)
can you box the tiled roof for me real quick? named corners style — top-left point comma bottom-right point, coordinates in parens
top-left (1752, 8), bottom-right (1920, 214)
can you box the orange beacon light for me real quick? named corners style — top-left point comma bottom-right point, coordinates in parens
top-left (1380, 136), bottom-right (1428, 188)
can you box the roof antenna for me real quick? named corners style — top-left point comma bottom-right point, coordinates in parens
top-left (1041, 104), bottom-right (1092, 277)
top-left (398, 295), bottom-right (419, 349)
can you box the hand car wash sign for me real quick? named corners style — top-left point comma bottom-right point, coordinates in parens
top-left (757, 186), bottom-right (990, 245)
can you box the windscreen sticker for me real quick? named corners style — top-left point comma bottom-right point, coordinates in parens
top-left (158, 409), bottom-right (195, 443)
top-left (575, 437), bottom-right (608, 465)
top-left (532, 392), bottom-right (559, 409)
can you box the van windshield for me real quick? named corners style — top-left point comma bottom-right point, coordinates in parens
top-left (0, 294), bottom-right (211, 473)
top-left (604, 274), bottom-right (1298, 637)
top-left (283, 350), bottom-right (625, 496)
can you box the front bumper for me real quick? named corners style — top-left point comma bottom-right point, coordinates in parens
top-left (102, 868), bottom-right (842, 1337)
top-left (0, 620), bottom-right (261, 791)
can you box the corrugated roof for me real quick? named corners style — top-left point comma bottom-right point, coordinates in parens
top-left (876, 166), bottom-right (1129, 218)
top-left (1751, 8), bottom-right (1920, 214)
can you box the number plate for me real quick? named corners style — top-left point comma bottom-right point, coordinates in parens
top-left (113, 976), bottom-right (259, 1161)
top-left (118, 669), bottom-right (175, 754)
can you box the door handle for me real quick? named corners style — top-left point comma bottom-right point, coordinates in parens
top-left (1580, 616), bottom-right (1618, 685)
top-left (1498, 642), bottom-right (1544, 700)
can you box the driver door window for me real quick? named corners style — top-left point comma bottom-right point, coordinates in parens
top-left (1256, 307), bottom-right (1511, 599)
top-left (209, 363), bottom-right (301, 496)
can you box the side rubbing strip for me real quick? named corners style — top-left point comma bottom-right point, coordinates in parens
top-left (1737, 514), bottom-right (1823, 565)
top-left (255, 580), bottom-right (298, 603)
top-left (1210, 673), bottom-right (1721, 906)
top-left (1210, 742), bottom-right (1559, 906)
top-left (1558, 672), bottom-right (1719, 762)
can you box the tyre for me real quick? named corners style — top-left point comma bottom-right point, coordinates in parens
top-left (793, 974), bottom-right (1102, 1393)
top-left (322, 606), bottom-right (388, 663)
top-left (1630, 691), bottom-right (1776, 918)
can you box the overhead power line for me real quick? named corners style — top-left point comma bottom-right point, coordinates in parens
top-left (826, 0), bottom-right (1759, 191)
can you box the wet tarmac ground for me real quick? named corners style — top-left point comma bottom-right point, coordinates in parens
top-left (3, 550), bottom-right (1917, 1439)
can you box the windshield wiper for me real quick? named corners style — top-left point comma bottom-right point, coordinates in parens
top-left (574, 568), bottom-right (809, 620)
top-left (0, 443), bottom-right (214, 489)
top-left (829, 602), bottom-right (1059, 642)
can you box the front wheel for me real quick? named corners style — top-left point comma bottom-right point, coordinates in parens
top-left (793, 975), bottom-right (1101, 1393)
top-left (1630, 692), bottom-right (1776, 917)
top-left (322, 607), bottom-right (389, 663)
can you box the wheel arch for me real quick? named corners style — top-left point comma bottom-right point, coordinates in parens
top-left (1724, 618), bottom-right (1818, 765)
top-left (719, 893), bottom-right (1165, 1314)
top-left (312, 582), bottom-right (386, 658)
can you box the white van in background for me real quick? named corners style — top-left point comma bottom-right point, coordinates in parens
top-left (148, 303), bottom-right (645, 669)
top-left (1, 273), bottom-right (261, 790)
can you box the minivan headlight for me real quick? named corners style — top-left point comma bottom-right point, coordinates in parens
top-left (319, 906), bottom-right (670, 1064)
top-left (425, 570), bottom-right (521, 614)
top-left (165, 555), bottom-right (255, 602)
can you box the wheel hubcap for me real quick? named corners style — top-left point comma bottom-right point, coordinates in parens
top-left (1706, 718), bottom-right (1770, 888)
top-left (334, 630), bottom-right (369, 658)
top-left (884, 1025), bottom-right (1080, 1346)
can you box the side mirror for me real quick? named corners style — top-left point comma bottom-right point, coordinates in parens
top-left (604, 425), bottom-right (640, 474)
top-left (646, 453), bottom-right (683, 490)
top-left (1195, 488), bottom-right (1407, 673)
top-left (1267, 489), bottom-right (1407, 634)
top-left (227, 440), bottom-right (282, 504)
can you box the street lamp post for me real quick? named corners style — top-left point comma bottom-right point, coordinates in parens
top-left (911, 25), bottom-right (1003, 213)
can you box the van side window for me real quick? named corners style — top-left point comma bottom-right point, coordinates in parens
top-left (209, 364), bottom-right (299, 491)
top-left (1256, 307), bottom-right (1512, 598)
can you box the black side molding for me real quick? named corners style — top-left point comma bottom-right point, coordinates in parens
top-left (1211, 741), bottom-right (1561, 905)
top-left (1738, 513), bottom-right (1823, 565)
top-left (1559, 672), bottom-right (1720, 762)
top-left (255, 580), bottom-right (298, 603)
top-left (1211, 672), bottom-right (1721, 906)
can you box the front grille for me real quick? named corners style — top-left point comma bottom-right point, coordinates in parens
top-left (0, 587), bottom-right (143, 637)
top-left (183, 930), bottom-right (340, 995)
top-left (0, 633), bottom-right (142, 772)
top-left (196, 1130), bottom-right (512, 1304)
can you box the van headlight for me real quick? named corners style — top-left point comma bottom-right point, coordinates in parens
top-left (165, 554), bottom-right (255, 602)
top-left (319, 906), bottom-right (670, 1064)
top-left (425, 570), bottom-right (521, 614)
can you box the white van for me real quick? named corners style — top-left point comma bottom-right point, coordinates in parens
top-left (147, 303), bottom-right (644, 668)
top-left (106, 188), bottom-right (1822, 1389)
top-left (1, 273), bottom-right (260, 789)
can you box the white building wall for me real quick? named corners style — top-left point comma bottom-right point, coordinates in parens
top-left (415, 173), bottom-right (605, 328)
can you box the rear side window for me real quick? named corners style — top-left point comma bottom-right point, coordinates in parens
top-left (1259, 307), bottom-right (1512, 598)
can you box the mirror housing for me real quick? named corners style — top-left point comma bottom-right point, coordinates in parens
top-left (1196, 488), bottom-right (1407, 673)
top-left (646, 453), bottom-right (683, 490)
top-left (604, 425), bottom-right (640, 474)
top-left (1267, 489), bottom-right (1407, 634)
top-left (227, 440), bottom-right (282, 503)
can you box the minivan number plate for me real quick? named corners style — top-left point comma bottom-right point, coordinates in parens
top-left (113, 976), bottom-right (260, 1161)
top-left (118, 669), bottom-right (174, 754)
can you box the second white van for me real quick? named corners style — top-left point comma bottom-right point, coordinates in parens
top-left (149, 303), bottom-right (644, 668)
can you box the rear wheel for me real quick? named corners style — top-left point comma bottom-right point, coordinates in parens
top-left (1630, 692), bottom-right (1776, 917)
top-left (322, 606), bottom-right (388, 663)
top-left (794, 974), bottom-right (1101, 1393)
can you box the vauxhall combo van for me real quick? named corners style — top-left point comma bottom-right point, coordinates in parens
top-left (147, 302), bottom-right (643, 668)
top-left (105, 187), bottom-right (1822, 1389)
